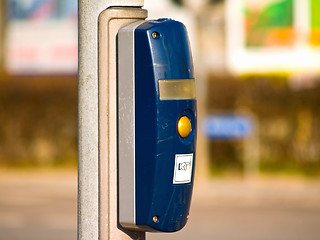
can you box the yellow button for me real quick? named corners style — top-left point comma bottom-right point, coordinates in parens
top-left (177, 116), bottom-right (192, 138)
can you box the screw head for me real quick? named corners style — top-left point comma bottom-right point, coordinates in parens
top-left (152, 216), bottom-right (159, 223)
top-left (152, 31), bottom-right (160, 39)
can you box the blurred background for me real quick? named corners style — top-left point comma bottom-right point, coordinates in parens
top-left (0, 0), bottom-right (320, 239)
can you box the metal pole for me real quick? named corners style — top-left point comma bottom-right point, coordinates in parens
top-left (78, 1), bottom-right (145, 239)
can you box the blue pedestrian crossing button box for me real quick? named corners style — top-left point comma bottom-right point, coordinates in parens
top-left (117, 19), bottom-right (197, 232)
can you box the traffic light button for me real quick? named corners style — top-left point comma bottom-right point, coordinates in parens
top-left (177, 116), bottom-right (192, 138)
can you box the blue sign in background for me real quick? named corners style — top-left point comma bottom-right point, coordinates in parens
top-left (7, 0), bottom-right (77, 20)
top-left (203, 114), bottom-right (254, 139)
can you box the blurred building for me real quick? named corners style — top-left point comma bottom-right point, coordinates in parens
top-left (0, 0), bottom-right (319, 175)
top-left (5, 0), bottom-right (78, 75)
top-left (0, 0), bottom-right (78, 167)
top-left (0, 2), bottom-right (5, 75)
top-left (226, 0), bottom-right (320, 75)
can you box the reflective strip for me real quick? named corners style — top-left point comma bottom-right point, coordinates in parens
top-left (159, 79), bottom-right (196, 100)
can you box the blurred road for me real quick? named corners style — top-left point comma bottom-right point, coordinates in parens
top-left (0, 170), bottom-right (76, 240)
top-left (0, 170), bottom-right (320, 240)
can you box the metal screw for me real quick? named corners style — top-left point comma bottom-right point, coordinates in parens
top-left (152, 216), bottom-right (159, 223)
top-left (152, 31), bottom-right (160, 39)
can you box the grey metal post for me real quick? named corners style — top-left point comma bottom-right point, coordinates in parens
top-left (78, 1), bottom-right (146, 239)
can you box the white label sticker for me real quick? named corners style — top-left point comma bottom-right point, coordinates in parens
top-left (173, 154), bottom-right (193, 184)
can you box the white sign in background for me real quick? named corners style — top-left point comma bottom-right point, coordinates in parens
top-left (6, 0), bottom-right (78, 75)
top-left (6, 20), bottom-right (78, 75)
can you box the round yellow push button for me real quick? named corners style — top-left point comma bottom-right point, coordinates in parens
top-left (177, 116), bottom-right (192, 138)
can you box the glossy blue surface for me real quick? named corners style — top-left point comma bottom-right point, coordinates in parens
top-left (134, 19), bottom-right (196, 232)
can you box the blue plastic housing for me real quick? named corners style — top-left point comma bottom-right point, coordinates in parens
top-left (134, 19), bottom-right (197, 232)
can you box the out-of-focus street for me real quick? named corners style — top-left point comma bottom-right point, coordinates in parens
top-left (1, 170), bottom-right (320, 240)
top-left (0, 170), bottom-right (76, 240)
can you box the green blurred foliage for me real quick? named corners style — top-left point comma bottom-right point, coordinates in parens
top-left (207, 74), bottom-right (320, 177)
top-left (245, 0), bottom-right (294, 47)
top-left (311, 0), bottom-right (320, 27)
top-left (0, 76), bottom-right (77, 168)
top-left (245, 0), bottom-right (293, 28)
